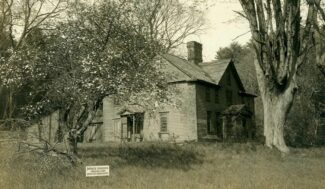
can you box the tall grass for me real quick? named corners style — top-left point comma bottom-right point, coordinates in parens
top-left (0, 141), bottom-right (324, 189)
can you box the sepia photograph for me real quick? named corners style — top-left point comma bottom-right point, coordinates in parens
top-left (0, 0), bottom-right (324, 188)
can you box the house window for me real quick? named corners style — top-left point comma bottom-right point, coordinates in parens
top-left (160, 112), bottom-right (168, 132)
top-left (206, 87), bottom-right (210, 102)
top-left (215, 89), bottom-right (219, 103)
top-left (226, 90), bottom-right (233, 106)
top-left (207, 111), bottom-right (212, 134)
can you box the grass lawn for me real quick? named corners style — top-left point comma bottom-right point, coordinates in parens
top-left (0, 141), bottom-right (324, 189)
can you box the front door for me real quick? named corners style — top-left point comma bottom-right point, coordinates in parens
top-left (122, 113), bottom-right (144, 142)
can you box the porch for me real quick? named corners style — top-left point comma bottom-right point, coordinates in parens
top-left (118, 107), bottom-right (144, 142)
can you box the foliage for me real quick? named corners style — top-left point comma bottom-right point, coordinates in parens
top-left (0, 0), bottom-right (67, 118)
top-left (10, 1), bottom-right (172, 151)
top-left (285, 48), bottom-right (325, 147)
top-left (0, 0), bottom-right (205, 157)
top-left (215, 42), bottom-right (252, 63)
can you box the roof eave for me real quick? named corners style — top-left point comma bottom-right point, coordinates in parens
top-left (168, 79), bottom-right (220, 87)
top-left (239, 91), bottom-right (258, 98)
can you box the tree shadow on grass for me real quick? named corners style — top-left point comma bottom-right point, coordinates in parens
top-left (79, 143), bottom-right (204, 171)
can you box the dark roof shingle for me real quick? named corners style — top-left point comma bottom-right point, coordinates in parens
top-left (198, 59), bottom-right (231, 84)
top-left (160, 54), bottom-right (257, 96)
top-left (160, 54), bottom-right (216, 85)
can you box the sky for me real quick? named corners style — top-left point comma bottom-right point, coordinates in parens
top-left (182, 0), bottom-right (251, 62)
top-left (14, 0), bottom-right (251, 63)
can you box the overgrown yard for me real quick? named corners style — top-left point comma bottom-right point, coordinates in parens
top-left (0, 141), bottom-right (324, 189)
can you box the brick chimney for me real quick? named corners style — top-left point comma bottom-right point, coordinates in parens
top-left (187, 41), bottom-right (202, 64)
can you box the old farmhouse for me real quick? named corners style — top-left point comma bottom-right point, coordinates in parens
top-left (96, 41), bottom-right (257, 143)
top-left (26, 41), bottom-right (257, 144)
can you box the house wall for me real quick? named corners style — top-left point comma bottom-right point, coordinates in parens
top-left (196, 66), bottom-right (241, 139)
top-left (101, 82), bottom-right (198, 142)
top-left (102, 97), bottom-right (120, 142)
top-left (220, 67), bottom-right (256, 139)
top-left (196, 83), bottom-right (221, 139)
top-left (218, 66), bottom-right (244, 107)
top-left (83, 107), bottom-right (103, 143)
top-left (101, 61), bottom-right (257, 142)
top-left (142, 82), bottom-right (197, 142)
top-left (196, 66), bottom-right (256, 140)
top-left (168, 82), bottom-right (197, 141)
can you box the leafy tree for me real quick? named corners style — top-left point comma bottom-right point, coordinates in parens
top-left (0, 0), bottom-right (205, 160)
top-left (215, 42), bottom-right (252, 63)
top-left (285, 43), bottom-right (325, 147)
top-left (0, 0), bottom-right (67, 118)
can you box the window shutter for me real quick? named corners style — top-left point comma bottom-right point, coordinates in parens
top-left (160, 112), bottom-right (168, 132)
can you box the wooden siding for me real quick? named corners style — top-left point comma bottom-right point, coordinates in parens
top-left (196, 83), bottom-right (221, 139)
top-left (136, 82), bottom-right (197, 142)
top-left (165, 83), bottom-right (197, 141)
top-left (101, 58), bottom-right (256, 143)
top-left (102, 82), bottom-right (198, 142)
top-left (102, 97), bottom-right (119, 142)
top-left (218, 66), bottom-right (256, 139)
top-left (196, 66), bottom-right (255, 140)
top-left (218, 66), bottom-right (243, 107)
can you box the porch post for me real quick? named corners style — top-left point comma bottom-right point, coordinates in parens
top-left (132, 115), bottom-right (135, 142)
top-left (222, 116), bottom-right (227, 140)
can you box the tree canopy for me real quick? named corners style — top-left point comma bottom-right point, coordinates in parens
top-left (215, 42), bottom-right (252, 63)
top-left (0, 0), bottom-right (205, 158)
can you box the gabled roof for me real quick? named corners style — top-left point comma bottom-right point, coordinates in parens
top-left (160, 54), bottom-right (216, 85)
top-left (159, 54), bottom-right (256, 96)
top-left (199, 59), bottom-right (245, 91)
top-left (198, 59), bottom-right (231, 84)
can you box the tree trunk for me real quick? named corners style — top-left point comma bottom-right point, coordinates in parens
top-left (262, 93), bottom-right (291, 152)
top-left (64, 130), bottom-right (78, 156)
top-left (255, 60), bottom-right (296, 153)
top-left (3, 88), bottom-right (15, 119)
top-left (59, 109), bottom-right (78, 156)
top-left (57, 109), bottom-right (81, 164)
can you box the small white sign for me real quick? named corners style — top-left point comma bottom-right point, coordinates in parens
top-left (86, 165), bottom-right (110, 177)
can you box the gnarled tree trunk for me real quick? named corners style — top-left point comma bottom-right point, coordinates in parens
top-left (58, 108), bottom-right (79, 159)
top-left (239, 0), bottom-right (317, 152)
top-left (64, 130), bottom-right (78, 156)
top-left (59, 99), bottom-right (102, 160)
top-left (255, 60), bottom-right (297, 152)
